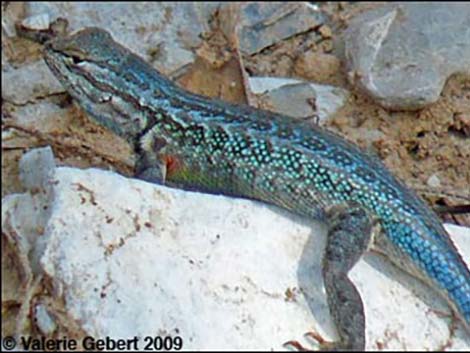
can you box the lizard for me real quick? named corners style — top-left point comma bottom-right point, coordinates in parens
top-left (43, 27), bottom-right (470, 350)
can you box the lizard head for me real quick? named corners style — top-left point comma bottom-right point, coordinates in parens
top-left (43, 27), bottom-right (152, 143)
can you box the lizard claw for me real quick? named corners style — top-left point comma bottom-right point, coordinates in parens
top-left (304, 331), bottom-right (337, 351)
top-left (304, 331), bottom-right (326, 344)
top-left (283, 339), bottom-right (310, 351)
top-left (283, 330), bottom-right (335, 351)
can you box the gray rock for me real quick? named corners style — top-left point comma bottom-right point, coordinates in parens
top-left (249, 77), bottom-right (349, 124)
top-left (23, 2), bottom-right (221, 74)
top-left (19, 146), bottom-right (56, 191)
top-left (2, 60), bottom-right (64, 104)
top-left (239, 2), bottom-right (325, 54)
top-left (34, 304), bottom-right (57, 335)
top-left (343, 3), bottom-right (470, 110)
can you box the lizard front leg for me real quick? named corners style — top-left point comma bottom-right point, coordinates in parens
top-left (135, 150), bottom-right (167, 185)
top-left (134, 133), bottom-right (185, 186)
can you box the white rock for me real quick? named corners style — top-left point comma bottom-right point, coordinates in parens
top-left (2, 148), bottom-right (470, 350)
top-left (249, 77), bottom-right (349, 124)
top-left (249, 77), bottom-right (301, 94)
top-left (21, 13), bottom-right (51, 31)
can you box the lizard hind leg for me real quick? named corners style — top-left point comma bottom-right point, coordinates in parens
top-left (319, 202), bottom-right (375, 350)
top-left (284, 203), bottom-right (376, 351)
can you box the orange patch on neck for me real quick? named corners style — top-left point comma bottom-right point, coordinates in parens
top-left (164, 155), bottom-right (183, 176)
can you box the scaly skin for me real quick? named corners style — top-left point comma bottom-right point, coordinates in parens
top-left (44, 28), bottom-right (470, 349)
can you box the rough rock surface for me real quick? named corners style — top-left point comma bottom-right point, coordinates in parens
top-left (11, 2), bottom-right (220, 74)
top-left (343, 3), bottom-right (470, 110)
top-left (248, 77), bottom-right (349, 124)
top-left (238, 2), bottom-right (325, 54)
top-left (2, 148), bottom-right (470, 350)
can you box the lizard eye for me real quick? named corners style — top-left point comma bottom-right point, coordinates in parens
top-left (71, 55), bottom-right (84, 64)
